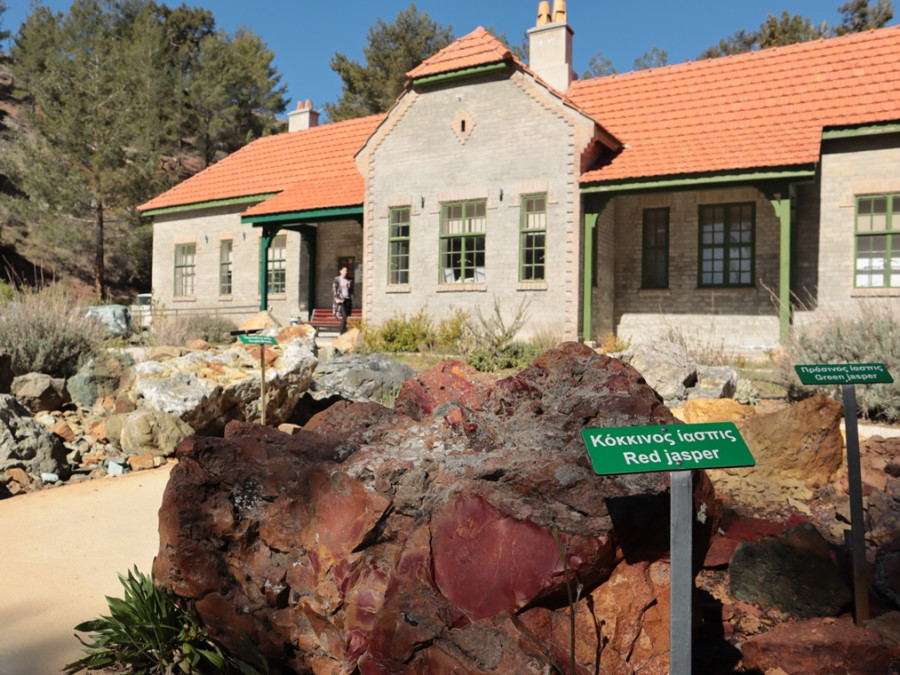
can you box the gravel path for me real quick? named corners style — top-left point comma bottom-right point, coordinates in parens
top-left (0, 464), bottom-right (172, 674)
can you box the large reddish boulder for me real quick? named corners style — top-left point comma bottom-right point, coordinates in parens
top-left (154, 342), bottom-right (719, 673)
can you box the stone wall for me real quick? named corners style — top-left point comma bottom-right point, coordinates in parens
top-left (359, 71), bottom-right (598, 342)
top-left (151, 207), bottom-right (360, 326)
top-left (796, 134), bottom-right (900, 325)
top-left (611, 187), bottom-right (783, 350)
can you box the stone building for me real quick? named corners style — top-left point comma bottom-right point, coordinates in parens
top-left (140, 2), bottom-right (900, 350)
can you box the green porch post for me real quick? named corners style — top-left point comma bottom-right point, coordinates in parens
top-left (258, 229), bottom-right (275, 312)
top-left (767, 188), bottom-right (793, 344)
top-left (582, 211), bottom-right (599, 341)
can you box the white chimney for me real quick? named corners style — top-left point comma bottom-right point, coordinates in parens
top-left (527, 0), bottom-right (575, 92)
top-left (288, 99), bottom-right (320, 132)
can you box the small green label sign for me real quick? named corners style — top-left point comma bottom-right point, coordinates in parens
top-left (794, 363), bottom-right (892, 385)
top-left (582, 422), bottom-right (755, 475)
top-left (238, 334), bottom-right (277, 345)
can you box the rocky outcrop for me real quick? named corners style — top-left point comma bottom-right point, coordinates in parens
top-left (66, 351), bottom-right (135, 408)
top-left (154, 342), bottom-right (718, 673)
top-left (11, 372), bottom-right (71, 413)
top-left (0, 394), bottom-right (70, 479)
top-left (614, 341), bottom-right (738, 407)
top-left (309, 352), bottom-right (414, 403)
top-left (127, 333), bottom-right (317, 435)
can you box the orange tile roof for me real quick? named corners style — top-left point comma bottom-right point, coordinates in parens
top-left (570, 25), bottom-right (900, 184)
top-left (139, 114), bottom-right (383, 214)
top-left (407, 27), bottom-right (514, 80)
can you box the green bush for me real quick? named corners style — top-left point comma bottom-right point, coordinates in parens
top-left (0, 285), bottom-right (105, 378)
top-left (65, 567), bottom-right (268, 675)
top-left (467, 341), bottom-right (540, 372)
top-left (782, 305), bottom-right (900, 422)
top-left (363, 307), bottom-right (435, 352)
top-left (435, 305), bottom-right (471, 351)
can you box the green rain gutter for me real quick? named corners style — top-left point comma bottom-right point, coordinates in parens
top-left (580, 169), bottom-right (816, 195)
top-left (822, 122), bottom-right (900, 140)
top-left (412, 62), bottom-right (508, 88)
top-left (141, 193), bottom-right (277, 217)
top-left (242, 205), bottom-right (363, 225)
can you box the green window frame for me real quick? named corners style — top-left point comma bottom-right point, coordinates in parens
top-left (520, 194), bottom-right (546, 281)
top-left (389, 207), bottom-right (410, 285)
top-left (855, 194), bottom-right (899, 288)
top-left (440, 200), bottom-right (486, 283)
top-left (266, 234), bottom-right (287, 294)
top-left (698, 202), bottom-right (755, 287)
top-left (641, 207), bottom-right (669, 289)
top-left (219, 239), bottom-right (233, 295)
top-left (174, 243), bottom-right (195, 297)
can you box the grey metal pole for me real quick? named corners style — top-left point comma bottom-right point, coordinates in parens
top-left (260, 344), bottom-right (267, 426)
top-left (841, 383), bottom-right (869, 623)
top-left (670, 469), bottom-right (693, 674)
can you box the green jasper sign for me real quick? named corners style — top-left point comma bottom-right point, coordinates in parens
top-left (794, 363), bottom-right (892, 385)
top-left (238, 334), bottom-right (278, 345)
top-left (582, 422), bottom-right (755, 475)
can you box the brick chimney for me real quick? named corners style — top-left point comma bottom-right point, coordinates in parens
top-left (527, 0), bottom-right (575, 92)
top-left (288, 100), bottom-right (320, 132)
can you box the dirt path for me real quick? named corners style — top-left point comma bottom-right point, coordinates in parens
top-left (0, 464), bottom-right (172, 675)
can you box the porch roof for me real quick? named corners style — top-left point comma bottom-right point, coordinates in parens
top-left (139, 114), bottom-right (383, 215)
top-left (570, 25), bottom-right (900, 185)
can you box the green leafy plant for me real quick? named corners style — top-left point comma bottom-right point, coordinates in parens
top-left (64, 566), bottom-right (268, 674)
top-left (362, 306), bottom-right (436, 352)
top-left (0, 284), bottom-right (105, 378)
top-left (435, 305), bottom-right (471, 352)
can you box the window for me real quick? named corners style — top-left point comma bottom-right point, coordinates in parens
top-left (698, 203), bottom-right (754, 287)
top-left (520, 194), bottom-right (546, 281)
top-left (174, 243), bottom-right (195, 297)
top-left (266, 234), bottom-right (287, 294)
top-left (389, 207), bottom-right (410, 284)
top-left (855, 195), bottom-right (899, 288)
top-left (219, 239), bottom-right (232, 295)
top-left (440, 200), bottom-right (486, 283)
top-left (641, 208), bottom-right (669, 289)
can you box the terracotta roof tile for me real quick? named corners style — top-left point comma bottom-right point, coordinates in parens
top-left (406, 27), bottom-right (513, 80)
top-left (139, 114), bottom-right (383, 214)
top-left (570, 26), bottom-right (900, 184)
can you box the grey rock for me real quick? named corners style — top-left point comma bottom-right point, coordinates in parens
top-left (128, 336), bottom-right (317, 435)
top-left (311, 353), bottom-right (414, 402)
top-left (119, 410), bottom-right (193, 457)
top-left (730, 523), bottom-right (851, 618)
top-left (84, 304), bottom-right (135, 338)
top-left (0, 394), bottom-right (70, 478)
top-left (615, 341), bottom-right (737, 407)
top-left (67, 351), bottom-right (135, 408)
top-left (11, 373), bottom-right (71, 413)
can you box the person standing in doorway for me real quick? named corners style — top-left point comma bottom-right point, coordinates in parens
top-left (332, 266), bottom-right (352, 334)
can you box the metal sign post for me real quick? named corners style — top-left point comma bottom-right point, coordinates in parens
top-left (794, 362), bottom-right (893, 624)
top-left (582, 422), bottom-right (754, 675)
top-left (233, 330), bottom-right (278, 426)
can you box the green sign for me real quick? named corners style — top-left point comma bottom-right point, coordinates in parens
top-left (238, 334), bottom-right (277, 346)
top-left (794, 363), bottom-right (892, 385)
top-left (582, 422), bottom-right (755, 475)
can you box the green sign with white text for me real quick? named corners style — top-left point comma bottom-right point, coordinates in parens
top-left (794, 363), bottom-right (892, 385)
top-left (582, 422), bottom-right (755, 475)
top-left (238, 334), bottom-right (277, 345)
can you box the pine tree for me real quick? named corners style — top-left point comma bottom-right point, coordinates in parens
top-left (323, 3), bottom-right (454, 121)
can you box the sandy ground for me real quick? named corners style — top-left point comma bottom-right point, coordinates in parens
top-left (0, 464), bottom-right (172, 675)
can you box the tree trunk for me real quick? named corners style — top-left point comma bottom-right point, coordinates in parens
top-left (94, 205), bottom-right (105, 298)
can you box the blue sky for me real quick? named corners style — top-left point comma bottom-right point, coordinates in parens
top-left (6, 1), bottom-right (898, 121)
